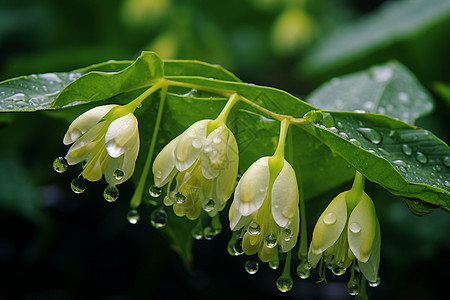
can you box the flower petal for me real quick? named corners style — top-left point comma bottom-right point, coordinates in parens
top-left (308, 244), bottom-right (323, 268)
top-left (311, 191), bottom-right (348, 255)
top-left (234, 157), bottom-right (270, 216)
top-left (175, 120), bottom-right (209, 171)
top-left (105, 113), bottom-right (138, 158)
top-left (152, 136), bottom-right (180, 187)
top-left (279, 205), bottom-right (300, 253)
top-left (358, 220), bottom-right (381, 282)
top-left (63, 104), bottom-right (117, 145)
top-left (229, 201), bottom-right (251, 231)
top-left (201, 125), bottom-right (227, 179)
top-left (348, 192), bottom-right (377, 263)
top-left (65, 122), bottom-right (105, 165)
top-left (271, 159), bottom-right (299, 228)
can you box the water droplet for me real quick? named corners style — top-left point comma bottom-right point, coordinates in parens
top-left (71, 176), bottom-right (87, 194)
top-left (192, 227), bottom-right (203, 240)
top-left (398, 92), bottom-right (410, 103)
top-left (339, 132), bottom-right (349, 140)
top-left (357, 128), bottom-right (382, 144)
top-left (402, 144), bottom-right (412, 156)
top-left (281, 228), bottom-right (293, 241)
top-left (175, 192), bottom-right (186, 204)
top-left (150, 208), bottom-right (167, 228)
top-left (191, 138), bottom-right (202, 149)
top-left (444, 180), bottom-right (450, 188)
top-left (347, 278), bottom-right (360, 295)
top-left (103, 185), bottom-right (119, 202)
top-left (350, 138), bottom-right (362, 147)
top-left (368, 275), bottom-right (381, 287)
top-left (443, 156), bottom-right (450, 167)
top-left (163, 195), bottom-right (174, 206)
top-left (247, 221), bottom-right (260, 236)
top-left (233, 238), bottom-right (244, 256)
top-left (53, 157), bottom-right (68, 173)
top-left (296, 260), bottom-right (311, 279)
top-left (203, 226), bottom-right (216, 240)
top-left (265, 233), bottom-right (277, 248)
top-left (415, 152), bottom-right (428, 164)
top-left (149, 185), bottom-right (162, 197)
top-left (245, 260), bottom-right (259, 275)
top-left (202, 199), bottom-right (215, 212)
top-left (323, 212), bottom-right (337, 225)
top-left (113, 169), bottom-right (124, 180)
top-left (331, 264), bottom-right (346, 276)
top-left (349, 222), bottom-right (361, 233)
top-left (276, 277), bottom-right (293, 292)
top-left (394, 160), bottom-right (408, 173)
top-left (213, 137), bottom-right (221, 144)
top-left (378, 148), bottom-right (391, 157)
top-left (127, 210), bottom-right (140, 224)
top-left (155, 170), bottom-right (162, 179)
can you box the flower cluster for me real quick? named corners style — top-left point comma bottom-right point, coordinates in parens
top-left (152, 119), bottom-right (239, 219)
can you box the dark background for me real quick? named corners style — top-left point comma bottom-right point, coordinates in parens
top-left (1, 0), bottom-right (449, 299)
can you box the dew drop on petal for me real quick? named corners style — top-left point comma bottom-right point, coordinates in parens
top-left (347, 278), bottom-right (360, 295)
top-left (368, 275), bottom-right (381, 287)
top-left (248, 221), bottom-right (260, 235)
top-left (163, 195), bottom-right (174, 206)
top-left (114, 169), bottom-right (124, 180)
top-left (127, 210), bottom-right (140, 224)
top-left (202, 199), bottom-right (215, 212)
top-left (149, 185), bottom-right (162, 197)
top-left (265, 233), bottom-right (277, 248)
top-left (53, 157), bottom-right (68, 173)
top-left (203, 226), bottom-right (216, 240)
top-left (245, 260), bottom-right (259, 275)
top-left (331, 264), bottom-right (346, 276)
top-left (296, 260), bottom-right (311, 279)
top-left (191, 138), bottom-right (202, 149)
top-left (323, 212), bottom-right (337, 225)
top-left (175, 192), bottom-right (186, 204)
top-left (281, 228), bottom-right (293, 241)
top-left (155, 170), bottom-right (162, 179)
top-left (233, 238), bottom-right (244, 256)
top-left (71, 176), bottom-right (87, 194)
top-left (276, 277), bottom-right (293, 292)
top-left (192, 227), bottom-right (203, 240)
top-left (150, 208), bottom-right (168, 229)
top-left (349, 222), bottom-right (361, 233)
top-left (103, 185), bottom-right (119, 202)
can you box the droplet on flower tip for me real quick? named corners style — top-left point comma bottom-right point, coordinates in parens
top-left (233, 238), bottom-right (244, 256)
top-left (150, 208), bottom-right (167, 229)
top-left (175, 192), bottom-right (186, 204)
top-left (323, 212), bottom-right (337, 225)
top-left (248, 221), bottom-right (261, 235)
top-left (347, 278), bottom-right (360, 295)
top-left (368, 275), bottom-right (381, 287)
top-left (103, 185), bottom-right (119, 202)
top-left (113, 169), bottom-right (124, 180)
top-left (155, 170), bottom-right (162, 179)
top-left (349, 222), bottom-right (361, 233)
top-left (191, 138), bottom-right (202, 149)
top-left (71, 176), bottom-right (87, 194)
top-left (276, 277), bottom-right (293, 292)
top-left (127, 210), bottom-right (140, 224)
top-left (331, 264), bottom-right (346, 276)
top-left (245, 260), bottom-right (259, 275)
top-left (149, 185), bottom-right (162, 198)
top-left (203, 226), bottom-right (216, 240)
top-left (281, 228), bottom-right (293, 241)
top-left (265, 233), bottom-right (277, 248)
top-left (192, 227), bottom-right (203, 240)
top-left (296, 260), bottom-right (311, 279)
top-left (202, 199), bottom-right (215, 212)
top-left (53, 157), bottom-right (68, 173)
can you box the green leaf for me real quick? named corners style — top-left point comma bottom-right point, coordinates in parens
top-left (308, 61), bottom-right (434, 124)
top-left (301, 0), bottom-right (450, 76)
top-left (164, 59), bottom-right (242, 82)
top-left (0, 72), bottom-right (82, 112)
top-left (433, 81), bottom-right (450, 108)
top-left (53, 51), bottom-right (164, 108)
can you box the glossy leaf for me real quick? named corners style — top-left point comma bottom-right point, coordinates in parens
top-left (308, 61), bottom-right (434, 124)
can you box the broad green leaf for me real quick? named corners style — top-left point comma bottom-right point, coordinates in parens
top-left (301, 0), bottom-right (450, 76)
top-left (308, 61), bottom-right (434, 124)
top-left (53, 51), bottom-right (164, 108)
top-left (0, 72), bottom-right (82, 111)
top-left (164, 59), bottom-right (242, 82)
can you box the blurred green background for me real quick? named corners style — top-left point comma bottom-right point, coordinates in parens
top-left (1, 0), bottom-right (449, 299)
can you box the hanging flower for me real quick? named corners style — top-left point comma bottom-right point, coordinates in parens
top-left (308, 184), bottom-right (381, 283)
top-left (229, 156), bottom-right (300, 262)
top-left (62, 104), bottom-right (140, 187)
top-left (152, 119), bottom-right (239, 219)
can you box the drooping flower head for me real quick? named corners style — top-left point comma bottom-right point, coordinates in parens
top-left (152, 119), bottom-right (239, 219)
top-left (228, 119), bottom-right (300, 262)
top-left (308, 173), bottom-right (381, 284)
top-left (60, 104), bottom-right (140, 191)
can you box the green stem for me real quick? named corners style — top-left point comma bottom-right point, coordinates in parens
top-left (346, 171), bottom-right (366, 211)
top-left (282, 250), bottom-right (292, 277)
top-left (130, 85), bottom-right (168, 208)
top-left (125, 78), bottom-right (168, 112)
top-left (215, 93), bottom-right (240, 124)
top-left (273, 118), bottom-right (291, 160)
